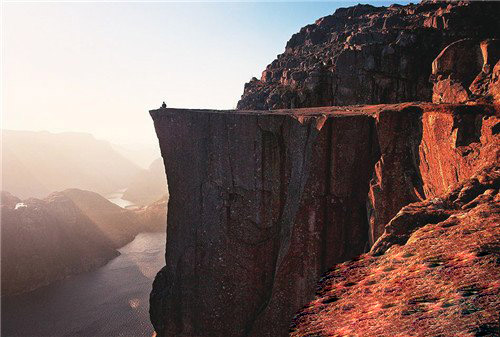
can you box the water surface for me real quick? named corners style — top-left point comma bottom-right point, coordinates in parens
top-left (2, 232), bottom-right (166, 337)
top-left (106, 188), bottom-right (136, 209)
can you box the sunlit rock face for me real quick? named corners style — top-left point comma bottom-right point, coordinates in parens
top-left (431, 38), bottom-right (500, 104)
top-left (237, 1), bottom-right (499, 110)
top-left (291, 165), bottom-right (500, 337)
top-left (149, 103), bottom-right (499, 337)
top-left (149, 3), bottom-right (500, 335)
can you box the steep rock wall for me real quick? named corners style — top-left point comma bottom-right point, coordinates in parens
top-left (150, 103), bottom-right (498, 337)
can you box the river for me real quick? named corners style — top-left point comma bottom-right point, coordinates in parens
top-left (1, 232), bottom-right (166, 337)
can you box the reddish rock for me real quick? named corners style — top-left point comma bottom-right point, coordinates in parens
top-left (237, 2), bottom-right (500, 110)
top-left (291, 165), bottom-right (500, 337)
top-left (489, 61), bottom-right (500, 103)
top-left (431, 39), bottom-right (484, 87)
top-left (432, 78), bottom-right (470, 104)
top-left (368, 104), bottom-right (500, 242)
top-left (149, 103), bottom-right (499, 337)
top-left (432, 38), bottom-right (500, 104)
top-left (135, 195), bottom-right (168, 232)
top-left (149, 4), bottom-right (500, 335)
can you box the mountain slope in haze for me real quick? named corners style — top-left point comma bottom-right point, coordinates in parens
top-left (1, 130), bottom-right (142, 199)
top-left (60, 189), bottom-right (150, 247)
top-left (1, 188), bottom-right (166, 296)
top-left (135, 195), bottom-right (168, 232)
top-left (1, 190), bottom-right (119, 295)
top-left (111, 142), bottom-right (161, 170)
top-left (122, 158), bottom-right (168, 206)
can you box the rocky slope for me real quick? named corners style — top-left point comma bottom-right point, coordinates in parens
top-left (290, 165), bottom-right (499, 337)
top-left (149, 103), bottom-right (499, 337)
top-left (237, 1), bottom-right (500, 110)
top-left (1, 189), bottom-right (166, 296)
top-left (135, 195), bottom-right (168, 232)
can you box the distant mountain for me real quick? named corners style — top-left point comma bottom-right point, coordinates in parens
top-left (111, 142), bottom-right (161, 170)
top-left (1, 130), bottom-right (142, 199)
top-left (1, 190), bottom-right (118, 295)
top-left (60, 189), bottom-right (146, 247)
top-left (1, 189), bottom-right (165, 296)
top-left (122, 158), bottom-right (168, 206)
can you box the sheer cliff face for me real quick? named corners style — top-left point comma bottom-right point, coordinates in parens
top-left (237, 2), bottom-right (500, 110)
top-left (150, 104), bottom-right (499, 337)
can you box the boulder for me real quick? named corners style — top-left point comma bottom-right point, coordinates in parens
top-left (432, 39), bottom-right (500, 104)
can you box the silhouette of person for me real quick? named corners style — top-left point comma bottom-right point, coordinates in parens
top-left (161, 101), bottom-right (167, 108)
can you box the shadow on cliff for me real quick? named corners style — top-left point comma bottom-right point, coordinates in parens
top-left (368, 105), bottom-right (425, 244)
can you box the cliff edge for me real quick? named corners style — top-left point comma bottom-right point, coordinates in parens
top-left (149, 1), bottom-right (500, 336)
top-left (149, 103), bottom-right (499, 337)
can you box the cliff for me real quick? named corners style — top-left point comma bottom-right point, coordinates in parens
top-left (237, 1), bottom-right (499, 110)
top-left (290, 165), bottom-right (499, 336)
top-left (149, 103), bottom-right (499, 336)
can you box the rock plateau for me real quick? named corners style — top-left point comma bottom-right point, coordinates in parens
top-left (149, 1), bottom-right (500, 336)
top-left (149, 103), bottom-right (499, 337)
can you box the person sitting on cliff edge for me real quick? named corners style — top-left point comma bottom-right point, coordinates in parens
top-left (161, 101), bottom-right (167, 109)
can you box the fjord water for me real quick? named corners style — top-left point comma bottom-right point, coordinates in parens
top-left (106, 188), bottom-right (136, 209)
top-left (1, 232), bottom-right (166, 337)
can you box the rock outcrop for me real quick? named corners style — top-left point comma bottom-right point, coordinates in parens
top-left (290, 165), bottom-right (500, 337)
top-left (150, 2), bottom-right (500, 335)
top-left (149, 103), bottom-right (499, 337)
top-left (431, 38), bottom-right (500, 104)
top-left (237, 1), bottom-right (500, 110)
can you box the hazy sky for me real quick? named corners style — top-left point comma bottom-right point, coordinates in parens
top-left (2, 1), bottom-right (406, 145)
